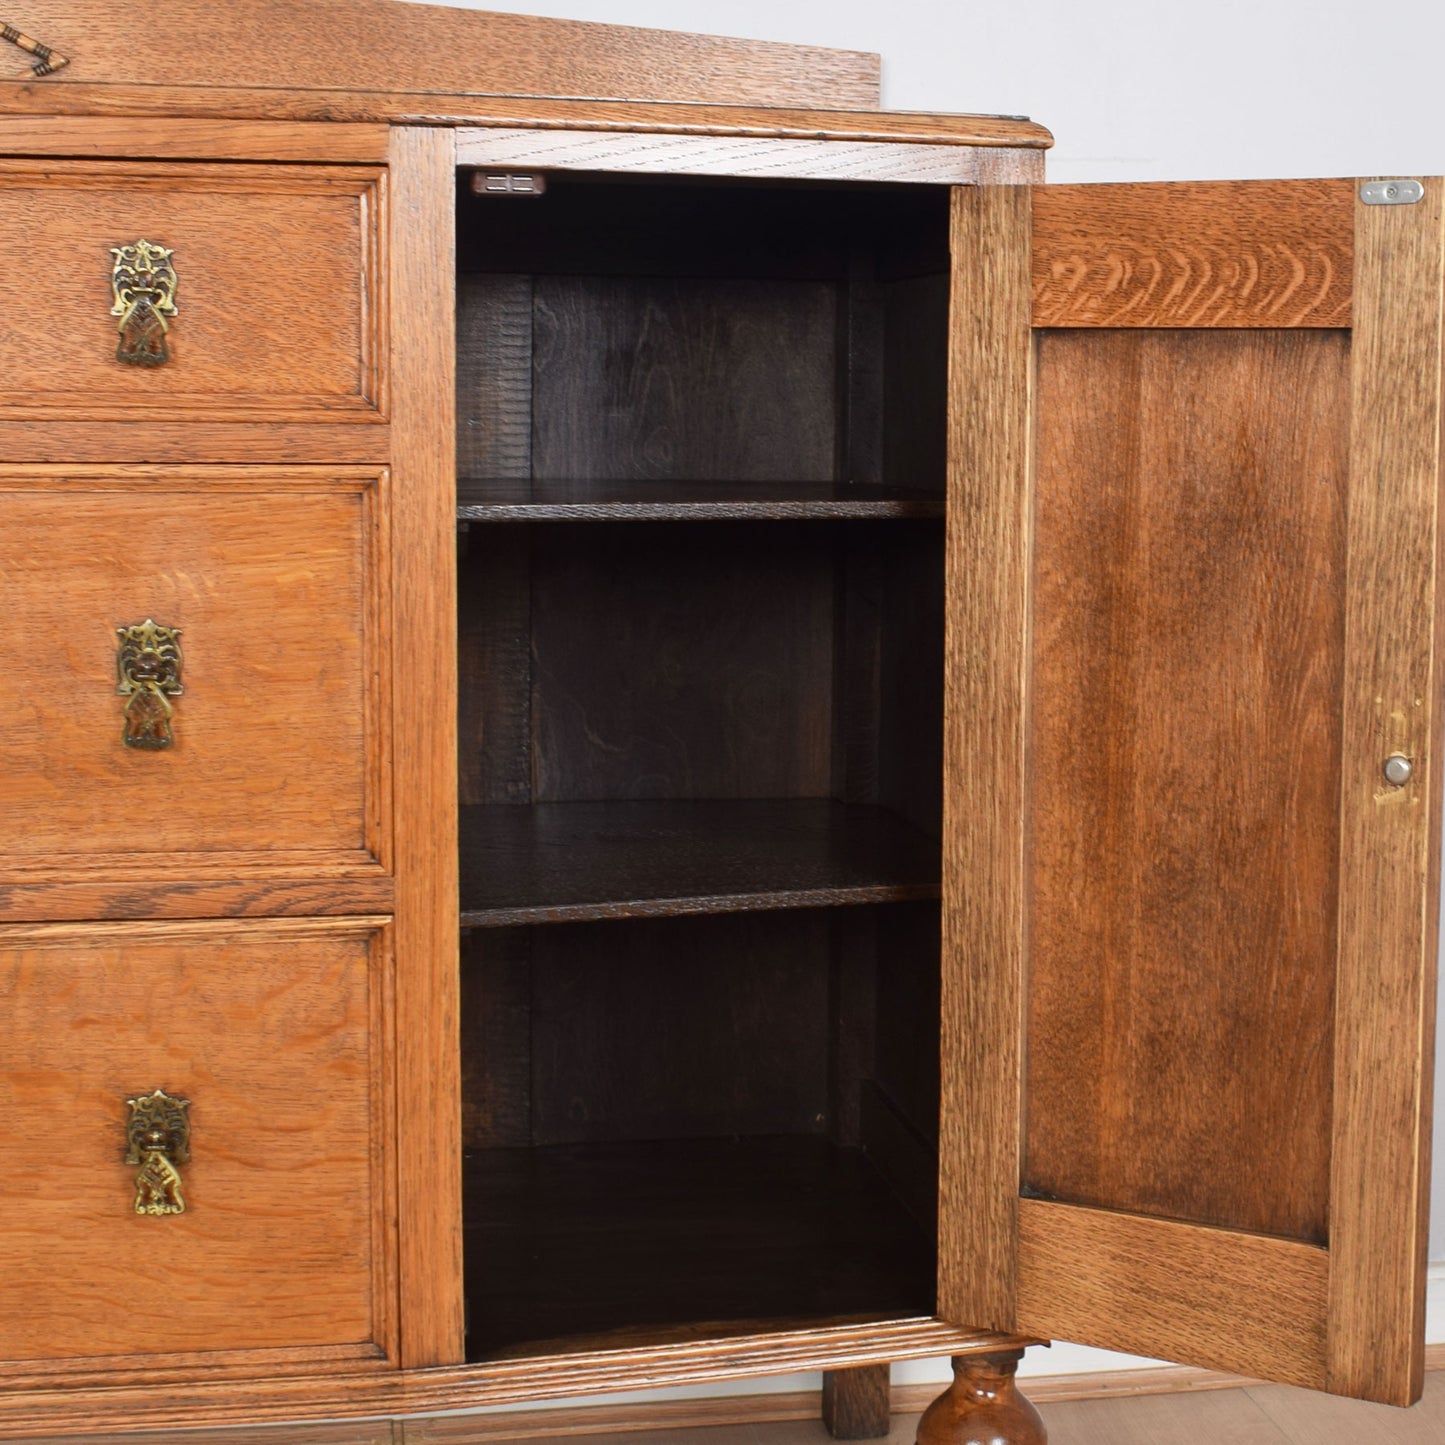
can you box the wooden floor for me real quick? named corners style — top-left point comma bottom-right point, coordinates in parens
top-left (527, 1374), bottom-right (1445, 1445)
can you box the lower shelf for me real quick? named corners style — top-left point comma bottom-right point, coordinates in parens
top-left (463, 1136), bottom-right (937, 1360)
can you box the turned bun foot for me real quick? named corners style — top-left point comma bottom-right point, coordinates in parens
top-left (916, 1350), bottom-right (1046, 1445)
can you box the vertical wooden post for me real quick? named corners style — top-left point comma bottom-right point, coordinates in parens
top-left (822, 1363), bottom-right (892, 1438)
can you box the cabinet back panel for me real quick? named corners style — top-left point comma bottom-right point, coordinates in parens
top-left (1025, 327), bottom-right (1348, 1245)
top-left (462, 913), bottom-right (834, 1147)
top-left (530, 523), bottom-right (835, 801)
top-left (531, 276), bottom-right (837, 483)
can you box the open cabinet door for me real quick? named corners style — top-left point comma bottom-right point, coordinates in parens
top-left (939, 179), bottom-right (1445, 1404)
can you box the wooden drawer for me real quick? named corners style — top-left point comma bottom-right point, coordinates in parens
top-left (0, 161), bottom-right (384, 423)
top-left (0, 467), bottom-right (387, 884)
top-left (0, 918), bottom-right (394, 1369)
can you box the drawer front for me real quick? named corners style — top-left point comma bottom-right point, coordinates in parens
top-left (0, 918), bottom-right (393, 1367)
top-left (0, 468), bottom-right (386, 878)
top-left (0, 161), bottom-right (384, 422)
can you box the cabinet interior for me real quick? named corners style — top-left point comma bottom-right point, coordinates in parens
top-left (454, 175), bottom-right (951, 1359)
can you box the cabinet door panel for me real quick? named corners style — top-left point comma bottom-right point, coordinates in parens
top-left (939, 179), bottom-right (1444, 1404)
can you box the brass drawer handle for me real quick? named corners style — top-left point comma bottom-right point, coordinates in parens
top-left (126, 1088), bottom-right (191, 1217)
top-left (110, 240), bottom-right (178, 367)
top-left (116, 619), bottom-right (183, 750)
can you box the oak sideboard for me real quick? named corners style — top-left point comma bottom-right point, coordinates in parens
top-left (0, 4), bottom-right (1440, 1443)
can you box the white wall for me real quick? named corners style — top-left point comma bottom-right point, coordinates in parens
top-left (430, 0), bottom-right (1445, 1384)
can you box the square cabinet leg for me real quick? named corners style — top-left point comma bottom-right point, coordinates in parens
top-left (915, 1351), bottom-right (1047, 1445)
top-left (823, 1363), bottom-right (892, 1438)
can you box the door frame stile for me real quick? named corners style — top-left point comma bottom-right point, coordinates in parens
top-left (1328, 178), bottom-right (1445, 1404)
top-left (937, 182), bottom-right (1035, 1331)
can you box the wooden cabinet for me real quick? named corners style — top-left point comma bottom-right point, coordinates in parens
top-left (0, 3), bottom-right (1439, 1441)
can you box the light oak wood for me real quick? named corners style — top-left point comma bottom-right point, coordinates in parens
top-left (387, 124), bottom-right (463, 1370)
top-left (1327, 178), bottom-right (1445, 1403)
top-left (0, 161), bottom-right (385, 422)
top-left (0, 467), bottom-right (387, 878)
top-left (457, 130), bottom-right (1031, 185)
top-left (0, 116), bottom-right (389, 161)
top-left (937, 184), bottom-right (1033, 1332)
top-left (1032, 180), bottom-right (1354, 327)
top-left (12, 0), bottom-right (882, 110)
top-left (0, 1319), bottom-right (1022, 1437)
top-left (0, 421), bottom-right (389, 467)
top-left (0, 876), bottom-right (394, 925)
top-left (1016, 1199), bottom-right (1328, 1389)
top-left (0, 917), bottom-right (395, 1368)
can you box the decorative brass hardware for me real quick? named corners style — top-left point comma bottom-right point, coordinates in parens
top-left (0, 21), bottom-right (68, 75)
top-left (125, 1088), bottom-right (191, 1217)
top-left (116, 619), bottom-right (183, 750)
top-left (110, 241), bottom-right (178, 366)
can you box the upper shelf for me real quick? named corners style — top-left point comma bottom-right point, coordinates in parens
top-left (459, 798), bottom-right (940, 928)
top-left (457, 480), bottom-right (946, 523)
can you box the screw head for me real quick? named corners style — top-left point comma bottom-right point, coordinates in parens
top-left (1383, 754), bottom-right (1414, 787)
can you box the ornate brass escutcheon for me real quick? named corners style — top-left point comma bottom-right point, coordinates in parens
top-left (110, 241), bottom-right (178, 366)
top-left (125, 1089), bottom-right (191, 1217)
top-left (116, 619), bottom-right (183, 750)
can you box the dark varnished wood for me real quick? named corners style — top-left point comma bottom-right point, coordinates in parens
top-left (916, 1353), bottom-right (1046, 1445)
top-left (466, 911), bottom-right (836, 1148)
top-left (531, 275), bottom-right (836, 484)
top-left (1026, 327), bottom-right (1348, 1244)
top-left (459, 800), bottom-right (940, 927)
top-left (457, 478), bottom-right (945, 521)
top-left (823, 1363), bottom-right (893, 1438)
top-left (463, 1137), bottom-right (935, 1358)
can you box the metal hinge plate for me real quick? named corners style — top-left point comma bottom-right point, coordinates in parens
top-left (471, 171), bottom-right (548, 197)
top-left (1360, 179), bottom-right (1424, 206)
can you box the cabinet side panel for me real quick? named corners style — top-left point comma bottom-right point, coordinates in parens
top-left (1328, 181), bottom-right (1445, 1403)
top-left (388, 124), bottom-right (463, 1367)
top-left (1025, 327), bottom-right (1348, 1243)
top-left (936, 184), bottom-right (1033, 1330)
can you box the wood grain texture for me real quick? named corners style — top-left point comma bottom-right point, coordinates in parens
top-left (0, 116), bottom-right (388, 161)
top-left (530, 276), bottom-right (836, 484)
top-left (527, 524), bottom-right (834, 802)
top-left (0, 1317), bottom-right (1025, 1438)
top-left (456, 130), bottom-right (1018, 185)
top-left (0, 876), bottom-right (393, 924)
top-left (0, 421), bottom-right (389, 466)
top-left (1016, 1199), bottom-right (1328, 1389)
top-left (457, 800), bottom-right (939, 926)
top-left (1327, 180), bottom-right (1445, 1403)
top-left (0, 468), bottom-right (386, 874)
top-left (1025, 328), bottom-right (1349, 1243)
top-left (9, 0), bottom-right (882, 109)
top-left (0, 918), bottom-right (393, 1366)
top-left (0, 161), bottom-right (385, 422)
top-left (822, 1364), bottom-right (892, 1438)
top-left (1033, 181), bottom-right (1354, 327)
top-left (936, 184), bottom-right (1032, 1331)
top-left (387, 125), bottom-right (462, 1369)
top-left (0, 92), bottom-right (1053, 158)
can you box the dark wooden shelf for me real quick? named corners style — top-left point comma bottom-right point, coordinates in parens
top-left (459, 799), bottom-right (941, 927)
top-left (463, 1136), bottom-right (936, 1359)
top-left (456, 478), bottom-right (946, 522)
